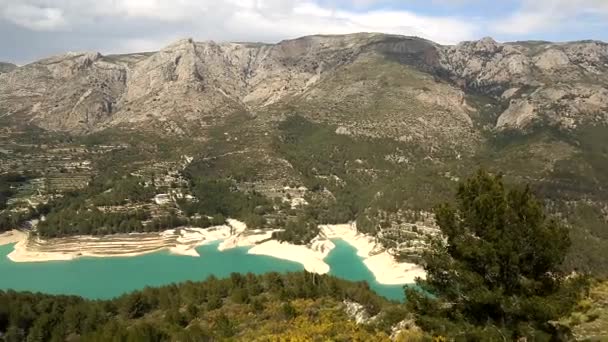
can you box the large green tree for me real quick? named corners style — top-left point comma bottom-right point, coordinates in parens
top-left (407, 170), bottom-right (588, 340)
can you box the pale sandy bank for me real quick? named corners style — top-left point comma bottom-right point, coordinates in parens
top-left (240, 223), bottom-right (425, 285)
top-left (320, 223), bottom-right (426, 285)
top-left (248, 238), bottom-right (335, 274)
top-left (5, 220), bottom-right (244, 262)
top-left (364, 253), bottom-right (425, 284)
top-left (0, 230), bottom-right (27, 246)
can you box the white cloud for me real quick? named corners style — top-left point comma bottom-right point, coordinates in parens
top-left (341, 9), bottom-right (477, 43)
top-left (492, 0), bottom-right (608, 36)
top-left (231, 1), bottom-right (478, 44)
top-left (1, 3), bottom-right (66, 30)
top-left (0, 0), bottom-right (478, 46)
top-left (112, 0), bottom-right (217, 21)
top-left (1, 0), bottom-right (605, 63)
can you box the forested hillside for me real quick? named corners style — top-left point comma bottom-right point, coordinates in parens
top-left (0, 272), bottom-right (400, 341)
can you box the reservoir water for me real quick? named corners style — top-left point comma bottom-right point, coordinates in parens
top-left (327, 239), bottom-right (407, 300)
top-left (0, 240), bottom-right (406, 301)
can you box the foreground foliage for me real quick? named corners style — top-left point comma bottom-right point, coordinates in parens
top-left (0, 272), bottom-right (395, 341)
top-left (407, 170), bottom-right (589, 340)
top-left (558, 280), bottom-right (608, 341)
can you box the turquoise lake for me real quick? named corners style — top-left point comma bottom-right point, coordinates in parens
top-left (0, 239), bottom-right (406, 301)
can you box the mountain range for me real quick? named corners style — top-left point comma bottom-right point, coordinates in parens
top-left (1, 33), bottom-right (606, 138)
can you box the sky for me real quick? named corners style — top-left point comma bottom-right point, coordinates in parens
top-left (0, 0), bottom-right (607, 64)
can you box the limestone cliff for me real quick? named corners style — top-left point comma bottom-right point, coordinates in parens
top-left (1, 33), bottom-right (606, 137)
top-left (439, 38), bottom-right (608, 130)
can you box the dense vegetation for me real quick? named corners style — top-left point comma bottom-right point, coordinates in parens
top-left (271, 216), bottom-right (320, 245)
top-left (0, 172), bottom-right (156, 236)
top-left (407, 170), bottom-right (589, 340)
top-left (272, 115), bottom-right (455, 243)
top-left (0, 173), bottom-right (33, 233)
top-left (0, 272), bottom-right (396, 341)
top-left (3, 116), bottom-right (607, 278)
top-left (90, 177), bottom-right (156, 207)
top-left (38, 208), bottom-right (149, 237)
top-left (275, 115), bottom-right (456, 215)
top-left (178, 178), bottom-right (271, 229)
top-left (31, 189), bottom-right (150, 238)
top-left (468, 123), bottom-right (608, 276)
top-left (558, 280), bottom-right (608, 340)
top-left (0, 174), bottom-right (21, 212)
top-left (0, 209), bottom-right (38, 234)
top-left (14, 174), bottom-right (272, 238)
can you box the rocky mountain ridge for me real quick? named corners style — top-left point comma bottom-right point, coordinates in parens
top-left (0, 33), bottom-right (607, 139)
top-left (440, 37), bottom-right (608, 130)
top-left (0, 62), bottom-right (17, 74)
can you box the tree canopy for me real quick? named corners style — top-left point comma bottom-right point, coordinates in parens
top-left (407, 170), bottom-right (588, 340)
top-left (0, 272), bottom-right (395, 341)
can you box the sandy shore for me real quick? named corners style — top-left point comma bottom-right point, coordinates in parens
top-left (248, 237), bottom-right (335, 274)
top-left (217, 224), bottom-right (275, 251)
top-left (0, 230), bottom-right (27, 246)
top-left (321, 224), bottom-right (426, 284)
top-left (1, 221), bottom-right (425, 285)
top-left (244, 223), bottom-right (425, 284)
top-left (364, 253), bottom-right (425, 284)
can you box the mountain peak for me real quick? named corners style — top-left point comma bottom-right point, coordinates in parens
top-left (163, 38), bottom-right (196, 50)
top-left (480, 36), bottom-right (497, 44)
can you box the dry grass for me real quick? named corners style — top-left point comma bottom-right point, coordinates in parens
top-left (560, 280), bottom-right (608, 341)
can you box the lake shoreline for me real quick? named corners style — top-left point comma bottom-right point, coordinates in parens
top-left (0, 230), bottom-right (27, 246)
top-left (0, 220), bottom-right (246, 262)
top-left (0, 222), bottom-right (425, 285)
top-left (248, 224), bottom-right (425, 285)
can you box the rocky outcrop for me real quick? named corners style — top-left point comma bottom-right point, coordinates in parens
top-left (390, 318), bottom-right (425, 340)
top-left (439, 38), bottom-right (608, 131)
top-left (0, 33), bottom-right (442, 136)
top-left (439, 37), bottom-right (534, 93)
top-left (0, 62), bottom-right (17, 74)
top-left (533, 48), bottom-right (571, 70)
top-left (342, 300), bottom-right (372, 324)
top-left (0, 52), bottom-right (128, 132)
top-left (497, 84), bottom-right (608, 130)
top-left (111, 38), bottom-right (244, 130)
top-left (440, 38), bottom-right (608, 92)
top-left (1, 33), bottom-right (606, 136)
top-left (496, 99), bottom-right (537, 129)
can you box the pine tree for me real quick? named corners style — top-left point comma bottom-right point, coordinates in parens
top-left (407, 170), bottom-right (588, 340)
